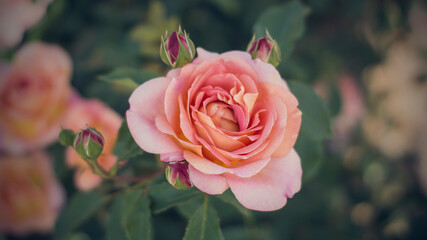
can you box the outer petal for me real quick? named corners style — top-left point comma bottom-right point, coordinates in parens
top-left (127, 77), bottom-right (181, 154)
top-left (184, 151), bottom-right (271, 178)
top-left (128, 77), bottom-right (170, 120)
top-left (272, 108), bottom-right (302, 157)
top-left (225, 149), bottom-right (302, 211)
top-left (188, 165), bottom-right (228, 194)
top-left (193, 48), bottom-right (219, 63)
top-left (253, 59), bottom-right (288, 88)
top-left (127, 111), bottom-right (180, 154)
top-left (220, 50), bottom-right (253, 62)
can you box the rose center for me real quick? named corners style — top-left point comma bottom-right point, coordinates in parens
top-left (206, 102), bottom-right (239, 132)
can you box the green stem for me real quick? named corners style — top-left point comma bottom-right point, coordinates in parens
top-left (200, 194), bottom-right (209, 239)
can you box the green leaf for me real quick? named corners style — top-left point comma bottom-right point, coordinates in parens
top-left (122, 191), bottom-right (152, 240)
top-left (99, 67), bottom-right (160, 92)
top-left (106, 195), bottom-right (128, 240)
top-left (113, 120), bottom-right (144, 161)
top-left (107, 190), bottom-right (152, 240)
top-left (177, 197), bottom-right (204, 219)
top-left (253, 1), bottom-right (310, 61)
top-left (288, 81), bottom-right (332, 140)
top-left (58, 128), bottom-right (75, 146)
top-left (150, 182), bottom-right (203, 214)
top-left (183, 197), bottom-right (224, 240)
top-left (294, 131), bottom-right (323, 182)
top-left (54, 192), bottom-right (105, 240)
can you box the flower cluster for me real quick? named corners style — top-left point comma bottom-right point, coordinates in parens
top-left (0, 42), bottom-right (122, 234)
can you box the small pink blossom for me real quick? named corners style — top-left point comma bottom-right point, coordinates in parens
top-left (0, 0), bottom-right (52, 49)
top-left (0, 42), bottom-right (73, 153)
top-left (63, 99), bottom-right (122, 191)
top-left (127, 48), bottom-right (302, 211)
top-left (0, 151), bottom-right (64, 235)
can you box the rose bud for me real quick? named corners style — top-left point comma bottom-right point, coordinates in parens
top-left (246, 30), bottom-right (281, 67)
top-left (165, 161), bottom-right (192, 190)
top-left (160, 27), bottom-right (196, 68)
top-left (73, 126), bottom-right (104, 161)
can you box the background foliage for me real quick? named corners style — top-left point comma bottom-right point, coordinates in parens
top-left (2, 0), bottom-right (427, 239)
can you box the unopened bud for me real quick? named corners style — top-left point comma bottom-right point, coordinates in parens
top-left (160, 26), bottom-right (195, 68)
top-left (165, 161), bottom-right (192, 190)
top-left (73, 126), bottom-right (104, 161)
top-left (59, 128), bottom-right (75, 146)
top-left (247, 30), bottom-right (281, 67)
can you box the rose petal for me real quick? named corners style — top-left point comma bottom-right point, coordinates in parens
top-left (272, 108), bottom-right (302, 157)
top-left (127, 111), bottom-right (180, 154)
top-left (129, 77), bottom-right (170, 120)
top-left (127, 77), bottom-right (181, 154)
top-left (253, 58), bottom-right (288, 88)
top-left (225, 149), bottom-right (302, 211)
top-left (188, 165), bottom-right (228, 194)
top-left (184, 151), bottom-right (271, 178)
top-left (193, 48), bottom-right (220, 63)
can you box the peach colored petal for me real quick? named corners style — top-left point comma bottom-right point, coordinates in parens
top-left (193, 47), bottom-right (220, 63)
top-left (223, 57), bottom-right (258, 82)
top-left (253, 58), bottom-right (288, 88)
top-left (272, 108), bottom-right (302, 157)
top-left (155, 115), bottom-right (176, 135)
top-left (188, 165), bottom-right (228, 194)
top-left (128, 77), bottom-right (181, 154)
top-left (220, 50), bottom-right (253, 62)
top-left (74, 168), bottom-right (102, 192)
top-left (127, 110), bottom-right (180, 154)
top-left (164, 77), bottom-right (183, 131)
top-left (184, 151), bottom-right (271, 178)
top-left (225, 149), bottom-right (302, 211)
top-left (178, 96), bottom-right (196, 143)
top-left (258, 82), bottom-right (301, 157)
top-left (129, 77), bottom-right (170, 120)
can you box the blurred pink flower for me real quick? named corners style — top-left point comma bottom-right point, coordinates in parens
top-left (63, 99), bottom-right (122, 191)
top-left (0, 151), bottom-right (64, 235)
top-left (0, 0), bottom-right (52, 49)
top-left (0, 42), bottom-right (73, 153)
top-left (333, 75), bottom-right (365, 151)
top-left (127, 48), bottom-right (302, 211)
top-left (314, 75), bottom-right (365, 152)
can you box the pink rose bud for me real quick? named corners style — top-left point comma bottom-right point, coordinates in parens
top-left (160, 27), bottom-right (196, 68)
top-left (73, 126), bottom-right (104, 161)
top-left (247, 30), bottom-right (281, 67)
top-left (165, 161), bottom-right (192, 190)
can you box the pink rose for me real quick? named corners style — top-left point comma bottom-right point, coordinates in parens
top-left (0, 151), bottom-right (64, 235)
top-left (0, 42), bottom-right (72, 153)
top-left (314, 75), bottom-right (365, 152)
top-left (63, 98), bottom-right (122, 191)
top-left (0, 0), bottom-right (52, 49)
top-left (127, 48), bottom-right (302, 211)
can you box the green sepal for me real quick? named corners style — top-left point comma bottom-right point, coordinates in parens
top-left (173, 31), bottom-right (195, 68)
top-left (160, 33), bottom-right (172, 66)
top-left (266, 30), bottom-right (281, 67)
top-left (59, 128), bottom-right (75, 146)
top-left (87, 137), bottom-right (103, 160)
